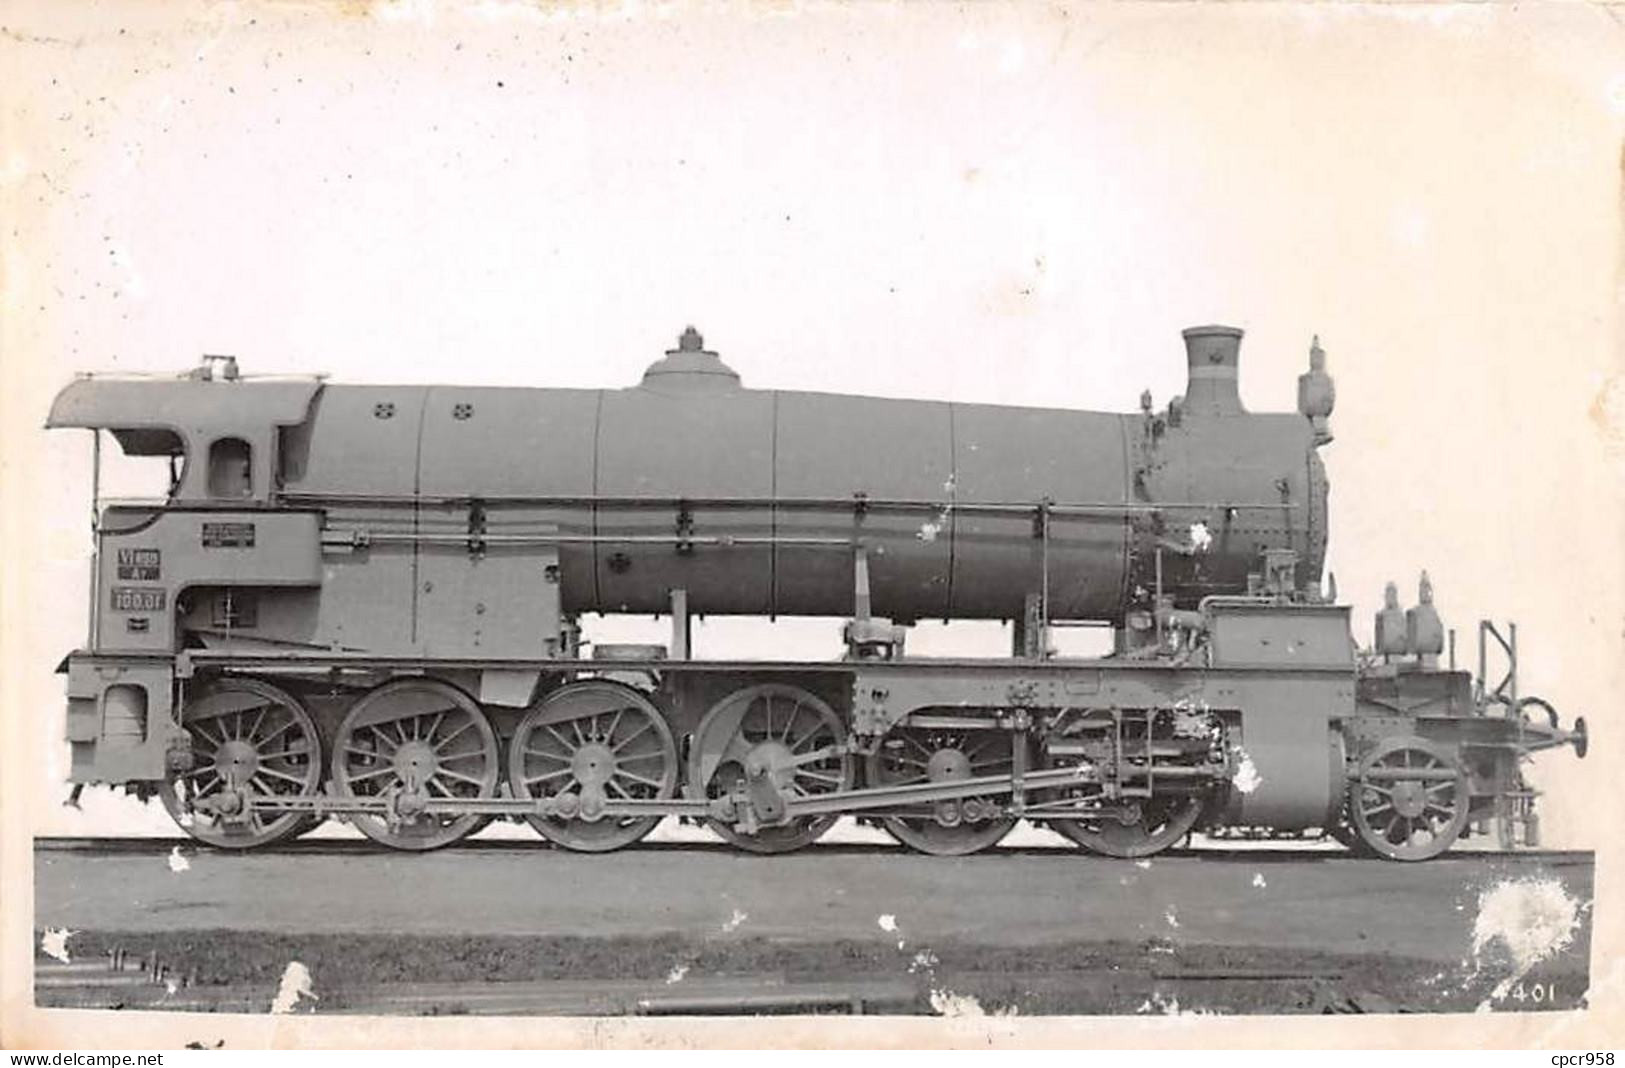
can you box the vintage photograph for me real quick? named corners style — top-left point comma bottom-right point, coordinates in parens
top-left (2, 0), bottom-right (1620, 1049)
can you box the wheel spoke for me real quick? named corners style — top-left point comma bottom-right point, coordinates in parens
top-left (614, 768), bottom-right (664, 789)
top-left (256, 747), bottom-right (310, 763)
top-left (791, 730), bottom-right (828, 754)
top-left (524, 767), bottom-right (574, 786)
top-left (433, 719), bottom-right (475, 753)
top-left (252, 719), bottom-right (298, 750)
top-left (437, 767), bottom-right (486, 787)
top-left (416, 711), bottom-right (445, 746)
top-left (903, 734), bottom-right (935, 758)
top-left (611, 721), bottom-right (654, 752)
top-left (961, 737), bottom-right (996, 762)
top-left (780, 703), bottom-right (805, 743)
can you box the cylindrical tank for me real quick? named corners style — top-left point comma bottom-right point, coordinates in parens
top-left (286, 326), bottom-right (1328, 623)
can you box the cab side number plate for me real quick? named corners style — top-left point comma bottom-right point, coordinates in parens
top-left (111, 587), bottom-right (166, 612)
top-left (202, 522), bottom-right (256, 548)
top-left (115, 548), bottom-right (161, 581)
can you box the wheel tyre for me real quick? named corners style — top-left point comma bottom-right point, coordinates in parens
top-left (508, 680), bottom-right (677, 853)
top-left (331, 679), bottom-right (500, 852)
top-left (159, 678), bottom-right (324, 850)
top-left (689, 683), bottom-right (853, 855)
top-left (866, 723), bottom-right (1018, 856)
top-left (1051, 795), bottom-right (1205, 859)
top-left (1347, 736), bottom-right (1469, 862)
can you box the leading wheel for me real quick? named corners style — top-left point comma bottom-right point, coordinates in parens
top-left (160, 678), bottom-right (324, 849)
top-left (1348, 736), bottom-right (1469, 861)
top-left (332, 679), bottom-right (500, 851)
top-left (866, 721), bottom-right (1018, 856)
top-left (689, 683), bottom-right (854, 854)
top-left (509, 680), bottom-right (678, 852)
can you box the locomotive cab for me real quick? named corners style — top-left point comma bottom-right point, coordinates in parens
top-left (46, 362), bottom-right (326, 784)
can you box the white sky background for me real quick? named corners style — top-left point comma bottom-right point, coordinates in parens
top-left (2, 1), bottom-right (1623, 849)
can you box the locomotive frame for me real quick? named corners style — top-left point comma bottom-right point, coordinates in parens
top-left (47, 327), bottom-right (1587, 861)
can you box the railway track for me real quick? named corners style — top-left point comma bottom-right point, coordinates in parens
top-left (32, 840), bottom-right (1593, 1016)
top-left (36, 941), bottom-right (1428, 1016)
top-left (32, 951), bottom-right (925, 1015)
top-left (37, 935), bottom-right (1563, 1016)
top-left (31, 834), bottom-right (1596, 863)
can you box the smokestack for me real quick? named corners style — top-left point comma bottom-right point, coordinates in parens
top-left (1181, 325), bottom-right (1245, 416)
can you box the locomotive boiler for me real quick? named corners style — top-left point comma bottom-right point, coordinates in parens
top-left (46, 325), bottom-right (1586, 859)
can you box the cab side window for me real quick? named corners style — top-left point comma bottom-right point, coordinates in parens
top-left (207, 437), bottom-right (253, 498)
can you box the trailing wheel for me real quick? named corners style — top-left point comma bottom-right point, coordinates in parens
top-left (689, 683), bottom-right (854, 854)
top-left (1348, 736), bottom-right (1469, 861)
top-left (866, 721), bottom-right (1018, 856)
top-left (508, 680), bottom-right (678, 852)
top-left (159, 678), bottom-right (324, 849)
top-left (332, 679), bottom-right (500, 851)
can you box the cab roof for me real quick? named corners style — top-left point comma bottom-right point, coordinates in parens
top-left (46, 378), bottom-right (323, 439)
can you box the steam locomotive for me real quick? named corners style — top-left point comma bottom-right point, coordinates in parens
top-left (47, 325), bottom-right (1586, 859)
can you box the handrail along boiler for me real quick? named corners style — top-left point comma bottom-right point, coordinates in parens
top-left (47, 326), bottom-right (1587, 858)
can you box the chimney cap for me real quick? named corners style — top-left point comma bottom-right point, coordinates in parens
top-left (671, 325), bottom-right (707, 354)
top-left (1181, 324), bottom-right (1245, 340)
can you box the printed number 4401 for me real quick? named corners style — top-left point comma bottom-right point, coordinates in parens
top-left (1507, 980), bottom-right (1557, 1004)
